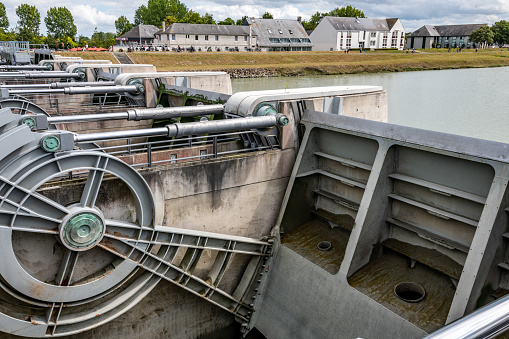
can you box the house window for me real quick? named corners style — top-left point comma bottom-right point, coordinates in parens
top-left (158, 35), bottom-right (161, 41)
top-left (235, 36), bottom-right (238, 42)
top-left (172, 34), bottom-right (175, 40)
top-left (244, 36), bottom-right (247, 42)
top-left (391, 38), bottom-right (397, 47)
top-left (195, 35), bottom-right (199, 41)
top-left (400, 38), bottom-right (404, 46)
top-left (340, 39), bottom-right (343, 46)
top-left (278, 29), bottom-right (283, 34)
top-left (452, 36), bottom-right (457, 47)
top-left (371, 32), bottom-right (376, 38)
top-left (267, 29), bottom-right (272, 34)
top-left (167, 34), bottom-right (169, 40)
top-left (392, 31), bottom-right (397, 37)
top-left (346, 39), bottom-right (351, 48)
top-left (215, 35), bottom-right (219, 41)
top-left (186, 34), bottom-right (190, 39)
top-left (289, 29), bottom-right (293, 34)
top-left (347, 32), bottom-right (352, 38)
top-left (370, 40), bottom-right (375, 46)
top-left (205, 35), bottom-right (209, 41)
top-left (382, 38), bottom-right (387, 47)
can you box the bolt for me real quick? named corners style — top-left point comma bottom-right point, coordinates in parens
top-left (277, 114), bottom-right (289, 126)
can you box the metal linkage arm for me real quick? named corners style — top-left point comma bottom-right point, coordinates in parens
top-left (73, 115), bottom-right (288, 143)
top-left (0, 81), bottom-right (116, 90)
top-left (3, 85), bottom-right (139, 97)
top-left (0, 65), bottom-right (51, 71)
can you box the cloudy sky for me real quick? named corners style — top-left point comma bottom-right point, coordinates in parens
top-left (3, 0), bottom-right (509, 38)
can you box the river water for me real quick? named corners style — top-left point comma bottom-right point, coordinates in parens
top-left (231, 67), bottom-right (509, 144)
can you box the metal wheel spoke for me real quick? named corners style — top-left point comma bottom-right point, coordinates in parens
top-left (0, 209), bottom-right (60, 234)
top-left (55, 250), bottom-right (79, 286)
top-left (80, 157), bottom-right (108, 208)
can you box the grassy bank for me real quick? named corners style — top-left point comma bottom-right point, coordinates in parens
top-left (59, 49), bottom-right (509, 76)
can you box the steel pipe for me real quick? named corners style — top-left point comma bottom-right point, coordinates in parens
top-left (126, 104), bottom-right (225, 121)
top-left (6, 85), bottom-right (138, 96)
top-left (0, 65), bottom-right (51, 71)
top-left (47, 105), bottom-right (225, 124)
top-left (424, 294), bottom-right (509, 339)
top-left (74, 115), bottom-right (287, 143)
top-left (0, 81), bottom-right (116, 90)
top-left (167, 115), bottom-right (281, 138)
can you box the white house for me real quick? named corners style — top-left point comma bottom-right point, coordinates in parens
top-left (310, 17), bottom-right (405, 51)
top-left (154, 23), bottom-right (256, 51)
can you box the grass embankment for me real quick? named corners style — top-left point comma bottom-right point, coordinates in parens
top-left (59, 49), bottom-right (509, 76)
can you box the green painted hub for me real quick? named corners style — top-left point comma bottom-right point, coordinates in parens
top-left (127, 79), bottom-right (145, 95)
top-left (41, 135), bottom-right (60, 152)
top-left (278, 115), bottom-right (289, 126)
top-left (20, 116), bottom-right (36, 130)
top-left (62, 212), bottom-right (104, 249)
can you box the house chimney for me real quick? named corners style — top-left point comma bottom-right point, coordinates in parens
top-left (162, 21), bottom-right (166, 32)
top-left (297, 16), bottom-right (302, 23)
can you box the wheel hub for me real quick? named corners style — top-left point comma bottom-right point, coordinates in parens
top-left (60, 208), bottom-right (105, 251)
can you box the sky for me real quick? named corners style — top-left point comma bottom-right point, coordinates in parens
top-left (3, 0), bottom-right (509, 38)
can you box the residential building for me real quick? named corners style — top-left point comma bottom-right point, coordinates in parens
top-left (154, 23), bottom-right (256, 51)
top-left (115, 25), bottom-right (160, 48)
top-left (245, 18), bottom-right (312, 51)
top-left (310, 17), bottom-right (405, 51)
top-left (406, 24), bottom-right (486, 49)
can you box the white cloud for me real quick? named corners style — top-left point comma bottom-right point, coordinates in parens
top-left (70, 4), bottom-right (118, 36)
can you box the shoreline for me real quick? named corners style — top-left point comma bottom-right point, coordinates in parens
top-left (59, 50), bottom-right (509, 78)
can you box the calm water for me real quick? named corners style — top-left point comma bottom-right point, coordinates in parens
top-left (232, 67), bottom-right (509, 143)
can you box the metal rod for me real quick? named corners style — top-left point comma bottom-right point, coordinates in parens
top-left (49, 112), bottom-right (129, 123)
top-left (7, 85), bottom-right (138, 96)
top-left (0, 81), bottom-right (115, 90)
top-left (0, 65), bottom-right (51, 71)
top-left (424, 294), bottom-right (509, 339)
top-left (73, 116), bottom-right (284, 143)
top-left (47, 105), bottom-right (224, 124)
top-left (167, 116), bottom-right (279, 138)
top-left (127, 104), bottom-right (225, 121)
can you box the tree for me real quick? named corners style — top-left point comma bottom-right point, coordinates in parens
top-left (302, 6), bottom-right (365, 30)
top-left (202, 13), bottom-right (215, 25)
top-left (78, 35), bottom-right (89, 46)
top-left (44, 7), bottom-right (76, 40)
top-left (134, 0), bottom-right (188, 26)
top-left (0, 3), bottom-right (9, 31)
top-left (236, 16), bottom-right (247, 25)
top-left (115, 15), bottom-right (133, 36)
top-left (262, 12), bottom-right (273, 19)
top-left (15, 4), bottom-right (40, 43)
top-left (134, 5), bottom-right (148, 25)
top-left (218, 17), bottom-right (235, 25)
top-left (180, 10), bottom-right (202, 24)
top-left (164, 15), bottom-right (178, 27)
top-left (492, 21), bottom-right (509, 46)
top-left (329, 6), bottom-right (365, 18)
top-left (470, 26), bottom-right (494, 49)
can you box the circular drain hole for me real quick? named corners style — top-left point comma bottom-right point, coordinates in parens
top-left (317, 241), bottom-right (332, 251)
top-left (394, 282), bottom-right (426, 303)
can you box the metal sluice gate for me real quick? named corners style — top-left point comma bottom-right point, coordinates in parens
top-left (0, 67), bottom-right (288, 337)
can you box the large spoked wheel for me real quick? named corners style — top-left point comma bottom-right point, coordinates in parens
top-left (0, 148), bottom-right (159, 337)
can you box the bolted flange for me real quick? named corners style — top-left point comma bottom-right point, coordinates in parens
top-left (127, 78), bottom-right (145, 95)
top-left (60, 207), bottom-right (106, 251)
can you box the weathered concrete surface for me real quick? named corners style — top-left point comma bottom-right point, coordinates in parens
top-left (23, 148), bottom-right (294, 339)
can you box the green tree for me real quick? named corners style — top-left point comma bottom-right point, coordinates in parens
top-left (44, 7), bottom-right (76, 40)
top-left (236, 16), bottom-right (247, 25)
top-left (0, 3), bottom-right (9, 31)
top-left (134, 5), bottom-right (148, 25)
top-left (78, 35), bottom-right (89, 46)
top-left (115, 15), bottom-right (133, 36)
top-left (302, 6), bottom-right (365, 30)
top-left (180, 10), bottom-right (201, 24)
top-left (15, 4), bottom-right (41, 43)
top-left (492, 21), bottom-right (509, 45)
top-left (90, 28), bottom-right (116, 48)
top-left (329, 6), bottom-right (365, 18)
top-left (470, 26), bottom-right (494, 49)
top-left (218, 17), bottom-right (235, 25)
top-left (135, 0), bottom-right (188, 26)
top-left (202, 13), bottom-right (215, 24)
top-left (262, 12), bottom-right (273, 19)
top-left (0, 29), bottom-right (15, 41)
top-left (164, 15), bottom-right (178, 27)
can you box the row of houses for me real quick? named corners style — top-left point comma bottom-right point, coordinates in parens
top-left (115, 17), bottom-right (485, 52)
